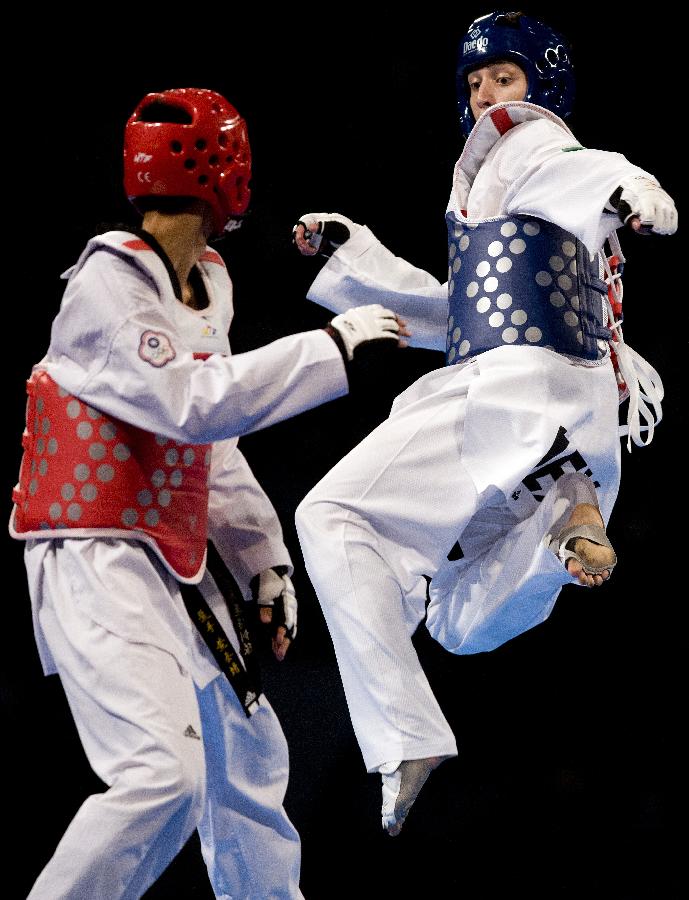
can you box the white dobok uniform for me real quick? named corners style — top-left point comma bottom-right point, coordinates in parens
top-left (295, 102), bottom-right (664, 773)
top-left (14, 231), bottom-right (347, 899)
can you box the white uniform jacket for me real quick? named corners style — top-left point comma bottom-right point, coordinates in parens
top-left (300, 103), bottom-right (664, 657)
top-left (306, 101), bottom-right (656, 352)
top-left (17, 230), bottom-right (346, 676)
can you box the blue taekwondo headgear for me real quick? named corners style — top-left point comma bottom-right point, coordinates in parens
top-left (456, 10), bottom-right (575, 137)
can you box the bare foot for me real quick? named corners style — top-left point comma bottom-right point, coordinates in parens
top-left (561, 503), bottom-right (616, 587)
top-left (381, 756), bottom-right (451, 837)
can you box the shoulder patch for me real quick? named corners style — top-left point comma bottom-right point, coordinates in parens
top-left (139, 330), bottom-right (176, 367)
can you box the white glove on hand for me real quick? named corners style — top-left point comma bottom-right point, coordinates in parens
top-left (293, 212), bottom-right (361, 256)
top-left (329, 304), bottom-right (401, 360)
top-left (612, 176), bottom-right (677, 235)
top-left (252, 567), bottom-right (297, 661)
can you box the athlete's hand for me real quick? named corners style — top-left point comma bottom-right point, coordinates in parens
top-left (610, 177), bottom-right (677, 236)
top-left (251, 567), bottom-right (297, 661)
top-left (293, 212), bottom-right (361, 256)
top-left (328, 304), bottom-right (410, 360)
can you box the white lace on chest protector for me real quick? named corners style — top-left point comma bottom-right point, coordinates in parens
top-left (600, 230), bottom-right (663, 449)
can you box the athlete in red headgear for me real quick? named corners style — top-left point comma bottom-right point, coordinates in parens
top-left (292, 11), bottom-right (677, 837)
top-left (11, 87), bottom-right (408, 899)
top-left (124, 88), bottom-right (253, 235)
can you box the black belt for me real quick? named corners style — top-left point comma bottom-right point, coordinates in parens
top-left (181, 541), bottom-right (262, 717)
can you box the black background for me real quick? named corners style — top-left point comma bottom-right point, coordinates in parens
top-left (4, 6), bottom-right (685, 898)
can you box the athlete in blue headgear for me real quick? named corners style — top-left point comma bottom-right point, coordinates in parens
top-left (456, 10), bottom-right (575, 135)
top-left (292, 10), bottom-right (677, 837)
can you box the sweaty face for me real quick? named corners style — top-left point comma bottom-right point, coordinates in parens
top-left (467, 60), bottom-right (528, 122)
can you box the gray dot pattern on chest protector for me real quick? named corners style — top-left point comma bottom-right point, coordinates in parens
top-left (18, 373), bottom-right (213, 579)
top-left (445, 215), bottom-right (606, 364)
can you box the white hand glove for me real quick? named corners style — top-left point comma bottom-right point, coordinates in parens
top-left (329, 304), bottom-right (401, 360)
top-left (613, 176), bottom-right (677, 235)
top-left (252, 567), bottom-right (297, 661)
top-left (293, 212), bottom-right (361, 256)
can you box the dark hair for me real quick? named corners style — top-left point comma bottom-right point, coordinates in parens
top-left (496, 11), bottom-right (525, 28)
top-left (132, 196), bottom-right (201, 216)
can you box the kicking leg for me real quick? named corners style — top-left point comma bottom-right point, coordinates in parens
top-left (551, 474), bottom-right (617, 587)
top-left (296, 382), bottom-right (484, 831)
top-left (380, 755), bottom-right (454, 837)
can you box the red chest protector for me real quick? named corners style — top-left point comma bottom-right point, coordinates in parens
top-left (11, 371), bottom-right (212, 582)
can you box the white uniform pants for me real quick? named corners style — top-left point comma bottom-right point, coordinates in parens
top-left (296, 347), bottom-right (620, 772)
top-left (25, 541), bottom-right (303, 900)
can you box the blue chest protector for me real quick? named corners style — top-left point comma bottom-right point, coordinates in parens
top-left (445, 212), bottom-right (610, 365)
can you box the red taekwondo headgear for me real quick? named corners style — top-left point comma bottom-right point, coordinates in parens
top-left (124, 88), bottom-right (252, 235)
